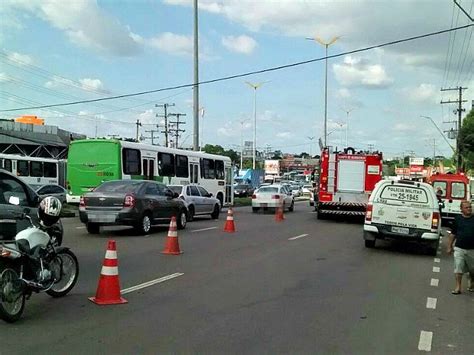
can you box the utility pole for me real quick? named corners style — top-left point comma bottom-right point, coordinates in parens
top-left (441, 86), bottom-right (467, 171)
top-left (135, 119), bottom-right (142, 142)
top-left (145, 129), bottom-right (160, 145)
top-left (168, 113), bottom-right (187, 148)
top-left (193, 0), bottom-right (200, 151)
top-left (156, 103), bottom-right (175, 147)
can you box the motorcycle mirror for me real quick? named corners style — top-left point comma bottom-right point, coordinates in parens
top-left (8, 196), bottom-right (20, 206)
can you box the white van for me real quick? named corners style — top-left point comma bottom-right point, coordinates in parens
top-left (363, 179), bottom-right (441, 255)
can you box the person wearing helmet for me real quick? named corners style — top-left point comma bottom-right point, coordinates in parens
top-left (38, 196), bottom-right (62, 227)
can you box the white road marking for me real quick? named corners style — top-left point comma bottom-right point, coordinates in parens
top-left (430, 278), bottom-right (439, 287)
top-left (418, 331), bottom-right (433, 351)
top-left (288, 234), bottom-right (309, 241)
top-left (191, 227), bottom-right (218, 233)
top-left (434, 258), bottom-right (440, 263)
top-left (121, 273), bottom-right (184, 295)
top-left (426, 297), bottom-right (437, 309)
top-left (433, 266), bottom-right (440, 273)
top-left (75, 226), bottom-right (85, 229)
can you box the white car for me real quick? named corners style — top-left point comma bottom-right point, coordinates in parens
top-left (302, 184), bottom-right (313, 196)
top-left (363, 179), bottom-right (441, 255)
top-left (252, 184), bottom-right (294, 212)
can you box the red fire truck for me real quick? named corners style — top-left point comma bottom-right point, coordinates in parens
top-left (428, 173), bottom-right (472, 226)
top-left (317, 147), bottom-right (383, 219)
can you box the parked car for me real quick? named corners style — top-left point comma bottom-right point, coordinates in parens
top-left (252, 184), bottom-right (294, 212)
top-left (290, 184), bottom-right (302, 197)
top-left (168, 184), bottom-right (220, 221)
top-left (234, 184), bottom-right (254, 198)
top-left (79, 180), bottom-right (188, 235)
top-left (0, 170), bottom-right (64, 244)
top-left (363, 179), bottom-right (441, 255)
top-left (35, 184), bottom-right (67, 205)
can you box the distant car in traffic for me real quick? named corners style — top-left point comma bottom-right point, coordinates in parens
top-left (79, 180), bottom-right (188, 235)
top-left (233, 184), bottom-right (254, 197)
top-left (35, 184), bottom-right (67, 205)
top-left (252, 184), bottom-right (294, 212)
top-left (168, 184), bottom-right (220, 221)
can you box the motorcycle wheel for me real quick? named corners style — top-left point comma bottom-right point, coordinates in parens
top-left (0, 268), bottom-right (25, 323)
top-left (46, 249), bottom-right (79, 298)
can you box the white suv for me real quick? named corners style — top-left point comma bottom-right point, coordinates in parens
top-left (363, 179), bottom-right (441, 255)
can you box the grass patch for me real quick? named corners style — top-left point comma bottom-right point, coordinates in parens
top-left (233, 197), bottom-right (252, 207)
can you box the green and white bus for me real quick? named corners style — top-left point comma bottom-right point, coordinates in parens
top-left (66, 139), bottom-right (234, 206)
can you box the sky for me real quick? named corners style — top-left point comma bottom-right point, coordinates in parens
top-left (0, 0), bottom-right (473, 160)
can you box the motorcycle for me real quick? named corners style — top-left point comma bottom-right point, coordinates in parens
top-left (0, 196), bottom-right (79, 323)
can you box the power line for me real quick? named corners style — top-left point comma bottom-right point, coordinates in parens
top-left (2, 23), bottom-right (473, 113)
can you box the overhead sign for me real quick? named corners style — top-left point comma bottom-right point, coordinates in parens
top-left (409, 157), bottom-right (424, 166)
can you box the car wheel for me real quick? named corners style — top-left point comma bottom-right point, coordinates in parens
top-left (188, 205), bottom-right (195, 222)
top-left (135, 213), bottom-right (152, 235)
top-left (288, 201), bottom-right (294, 212)
top-left (211, 204), bottom-right (220, 219)
top-left (86, 223), bottom-right (100, 234)
top-left (177, 210), bottom-right (187, 230)
top-left (365, 240), bottom-right (376, 248)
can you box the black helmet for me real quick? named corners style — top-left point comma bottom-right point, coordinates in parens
top-left (38, 196), bottom-right (62, 227)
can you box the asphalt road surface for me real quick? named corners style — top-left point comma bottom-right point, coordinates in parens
top-left (1, 201), bottom-right (473, 354)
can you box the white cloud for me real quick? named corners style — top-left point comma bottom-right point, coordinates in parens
top-left (402, 83), bottom-right (437, 103)
top-left (6, 51), bottom-right (34, 65)
top-left (148, 32), bottom-right (193, 56)
top-left (0, 73), bottom-right (12, 83)
top-left (79, 78), bottom-right (104, 91)
top-left (393, 123), bottom-right (415, 132)
top-left (222, 35), bottom-right (257, 54)
top-left (5, 0), bottom-right (142, 56)
top-left (333, 56), bottom-right (393, 88)
top-left (44, 76), bottom-right (75, 89)
top-left (276, 132), bottom-right (292, 139)
top-left (136, 109), bottom-right (155, 125)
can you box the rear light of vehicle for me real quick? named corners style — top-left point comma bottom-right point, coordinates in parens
top-left (365, 203), bottom-right (373, 222)
top-left (271, 194), bottom-right (280, 199)
top-left (79, 196), bottom-right (86, 207)
top-left (124, 194), bottom-right (136, 208)
top-left (251, 194), bottom-right (256, 199)
top-left (431, 211), bottom-right (440, 229)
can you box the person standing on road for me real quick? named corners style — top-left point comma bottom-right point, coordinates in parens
top-left (447, 200), bottom-right (474, 294)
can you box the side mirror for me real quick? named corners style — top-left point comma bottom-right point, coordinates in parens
top-left (173, 192), bottom-right (179, 198)
top-left (208, 193), bottom-right (213, 197)
top-left (8, 196), bottom-right (20, 206)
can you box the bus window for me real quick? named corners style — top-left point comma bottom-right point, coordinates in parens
top-left (1, 159), bottom-right (12, 172)
top-left (158, 152), bottom-right (175, 176)
top-left (30, 161), bottom-right (43, 177)
top-left (44, 162), bottom-right (57, 178)
top-left (201, 159), bottom-right (215, 179)
top-left (175, 155), bottom-right (189, 178)
top-left (215, 160), bottom-right (224, 180)
top-left (17, 160), bottom-right (29, 176)
top-left (123, 148), bottom-right (141, 175)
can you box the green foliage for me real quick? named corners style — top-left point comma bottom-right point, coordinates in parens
top-left (459, 108), bottom-right (474, 171)
top-left (202, 144), bottom-right (239, 163)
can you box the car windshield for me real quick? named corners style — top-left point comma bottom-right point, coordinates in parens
top-left (258, 187), bottom-right (279, 193)
top-left (168, 186), bottom-right (183, 194)
top-left (94, 181), bottom-right (142, 193)
top-left (235, 184), bottom-right (248, 189)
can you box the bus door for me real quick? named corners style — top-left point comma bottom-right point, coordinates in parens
top-left (189, 163), bottom-right (199, 184)
top-left (142, 158), bottom-right (155, 180)
top-left (225, 165), bottom-right (234, 206)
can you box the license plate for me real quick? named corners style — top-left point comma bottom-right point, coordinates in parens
top-left (392, 226), bottom-right (409, 234)
top-left (88, 214), bottom-right (116, 223)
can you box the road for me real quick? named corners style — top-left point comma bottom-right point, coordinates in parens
top-left (1, 201), bottom-right (473, 354)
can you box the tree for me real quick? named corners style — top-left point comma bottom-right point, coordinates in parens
top-left (459, 108), bottom-right (474, 171)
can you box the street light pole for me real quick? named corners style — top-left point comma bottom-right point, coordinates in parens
top-left (193, 0), bottom-right (199, 151)
top-left (240, 119), bottom-right (250, 171)
top-left (420, 116), bottom-right (456, 153)
top-left (307, 36), bottom-right (339, 148)
top-left (341, 107), bottom-right (355, 147)
top-left (245, 81), bottom-right (266, 169)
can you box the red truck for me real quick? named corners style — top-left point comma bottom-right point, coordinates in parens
top-left (317, 147), bottom-right (383, 219)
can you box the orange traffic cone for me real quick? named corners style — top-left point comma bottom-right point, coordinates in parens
top-left (162, 216), bottom-right (183, 255)
top-left (89, 240), bottom-right (128, 305)
top-left (275, 204), bottom-right (285, 222)
top-left (223, 207), bottom-right (236, 233)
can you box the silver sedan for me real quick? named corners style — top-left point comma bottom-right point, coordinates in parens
top-left (168, 185), bottom-right (221, 221)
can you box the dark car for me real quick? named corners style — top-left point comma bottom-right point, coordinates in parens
top-left (35, 184), bottom-right (67, 205)
top-left (168, 184), bottom-right (220, 221)
top-left (79, 180), bottom-right (189, 235)
top-left (0, 170), bottom-right (64, 244)
top-left (234, 184), bottom-right (254, 197)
